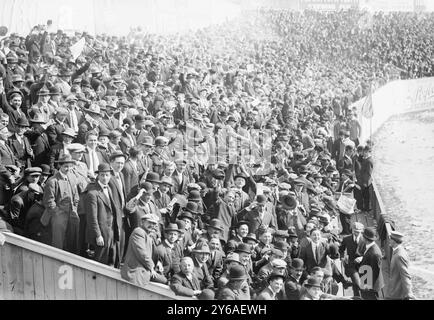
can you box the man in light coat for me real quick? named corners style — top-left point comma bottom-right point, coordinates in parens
top-left (121, 212), bottom-right (167, 287)
top-left (386, 231), bottom-right (415, 300)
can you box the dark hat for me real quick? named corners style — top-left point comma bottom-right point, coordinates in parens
top-left (256, 194), bottom-right (267, 204)
top-left (139, 182), bottom-right (154, 194)
top-left (207, 219), bottom-right (224, 232)
top-left (145, 172), bottom-right (160, 184)
top-left (24, 167), bottom-right (42, 176)
top-left (55, 154), bottom-right (76, 165)
top-left (227, 265), bottom-right (247, 281)
top-left (310, 207), bottom-right (322, 218)
top-left (98, 127), bottom-right (110, 138)
top-left (198, 289), bottom-right (215, 300)
top-left (280, 194), bottom-right (297, 210)
top-left (273, 230), bottom-right (289, 239)
top-left (363, 227), bottom-right (377, 241)
top-left (289, 258), bottom-right (304, 271)
top-left (235, 243), bottom-right (251, 255)
top-left (212, 169), bottom-right (225, 180)
top-left (37, 85), bottom-right (50, 96)
top-left (328, 243), bottom-right (340, 259)
top-left (234, 172), bottom-right (248, 181)
top-left (288, 229), bottom-right (298, 239)
top-left (183, 202), bottom-right (199, 216)
top-left (7, 88), bottom-right (24, 100)
top-left (274, 240), bottom-right (290, 252)
top-left (236, 220), bottom-right (249, 229)
top-left (49, 86), bottom-right (61, 96)
top-left (11, 74), bottom-right (24, 83)
top-left (29, 113), bottom-right (46, 124)
top-left (95, 163), bottom-right (113, 174)
top-left (305, 277), bottom-right (322, 288)
top-left (187, 190), bottom-right (202, 201)
top-left (16, 116), bottom-right (29, 127)
top-left (109, 151), bottom-right (127, 161)
top-left (40, 164), bottom-right (51, 176)
top-left (154, 136), bottom-right (169, 147)
top-left (268, 270), bottom-right (285, 282)
top-left (164, 223), bottom-right (182, 233)
top-left (243, 233), bottom-right (259, 243)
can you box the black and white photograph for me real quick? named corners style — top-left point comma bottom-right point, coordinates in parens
top-left (0, 0), bottom-right (432, 304)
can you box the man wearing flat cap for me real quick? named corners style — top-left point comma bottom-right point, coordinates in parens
top-left (121, 211), bottom-right (167, 286)
top-left (42, 154), bottom-right (80, 253)
top-left (386, 231), bottom-right (415, 300)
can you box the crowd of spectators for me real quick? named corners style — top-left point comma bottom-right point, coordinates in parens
top-left (0, 7), bottom-right (419, 300)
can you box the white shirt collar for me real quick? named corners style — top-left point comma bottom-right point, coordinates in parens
top-left (365, 241), bottom-right (375, 253)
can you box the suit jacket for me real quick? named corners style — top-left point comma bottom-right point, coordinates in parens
top-left (0, 142), bottom-right (20, 167)
top-left (359, 243), bottom-right (384, 292)
top-left (7, 134), bottom-right (34, 168)
top-left (153, 190), bottom-right (171, 209)
top-left (256, 286), bottom-right (277, 300)
top-left (85, 182), bottom-right (120, 246)
top-left (170, 272), bottom-right (201, 297)
top-left (192, 258), bottom-right (214, 290)
top-left (387, 245), bottom-right (413, 299)
top-left (339, 235), bottom-right (363, 276)
top-left (299, 240), bottom-right (329, 273)
top-left (239, 207), bottom-right (276, 237)
top-left (82, 148), bottom-right (110, 171)
top-left (206, 250), bottom-right (225, 281)
top-left (119, 132), bottom-right (136, 154)
top-left (285, 275), bottom-right (303, 300)
top-left (171, 170), bottom-right (191, 195)
top-left (30, 130), bottom-right (51, 167)
top-left (100, 115), bottom-right (119, 132)
top-left (120, 227), bottom-right (155, 287)
top-left (359, 156), bottom-right (373, 187)
top-left (158, 240), bottom-right (183, 278)
top-left (122, 160), bottom-right (139, 198)
top-left (45, 121), bottom-right (68, 145)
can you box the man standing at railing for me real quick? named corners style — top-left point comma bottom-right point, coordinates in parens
top-left (386, 231), bottom-right (416, 300)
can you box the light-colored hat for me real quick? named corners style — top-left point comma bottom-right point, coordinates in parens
top-left (141, 213), bottom-right (159, 224)
top-left (352, 222), bottom-right (364, 231)
top-left (390, 231), bottom-right (404, 243)
top-left (67, 143), bottom-right (86, 153)
top-left (271, 259), bottom-right (287, 269)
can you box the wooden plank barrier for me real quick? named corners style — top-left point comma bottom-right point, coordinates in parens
top-left (0, 232), bottom-right (191, 300)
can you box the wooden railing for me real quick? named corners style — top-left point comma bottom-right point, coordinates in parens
top-left (0, 232), bottom-right (192, 300)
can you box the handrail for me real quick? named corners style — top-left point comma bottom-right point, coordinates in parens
top-left (1, 231), bottom-right (191, 300)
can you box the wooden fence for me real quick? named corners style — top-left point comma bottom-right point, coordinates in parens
top-left (0, 232), bottom-right (191, 300)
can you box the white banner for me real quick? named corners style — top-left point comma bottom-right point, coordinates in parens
top-left (70, 37), bottom-right (85, 60)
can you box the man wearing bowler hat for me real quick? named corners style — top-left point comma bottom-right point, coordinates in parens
top-left (42, 154), bottom-right (80, 253)
top-left (354, 227), bottom-right (384, 300)
top-left (386, 231), bottom-right (415, 300)
top-left (85, 163), bottom-right (121, 267)
top-left (256, 270), bottom-right (285, 300)
top-left (156, 223), bottom-right (184, 279)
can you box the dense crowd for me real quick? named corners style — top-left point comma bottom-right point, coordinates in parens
top-left (0, 8), bottom-right (416, 300)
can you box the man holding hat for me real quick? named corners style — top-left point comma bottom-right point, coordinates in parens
top-left (339, 221), bottom-right (365, 296)
top-left (42, 154), bottom-right (80, 253)
top-left (121, 211), bottom-right (167, 286)
top-left (386, 231), bottom-right (415, 300)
